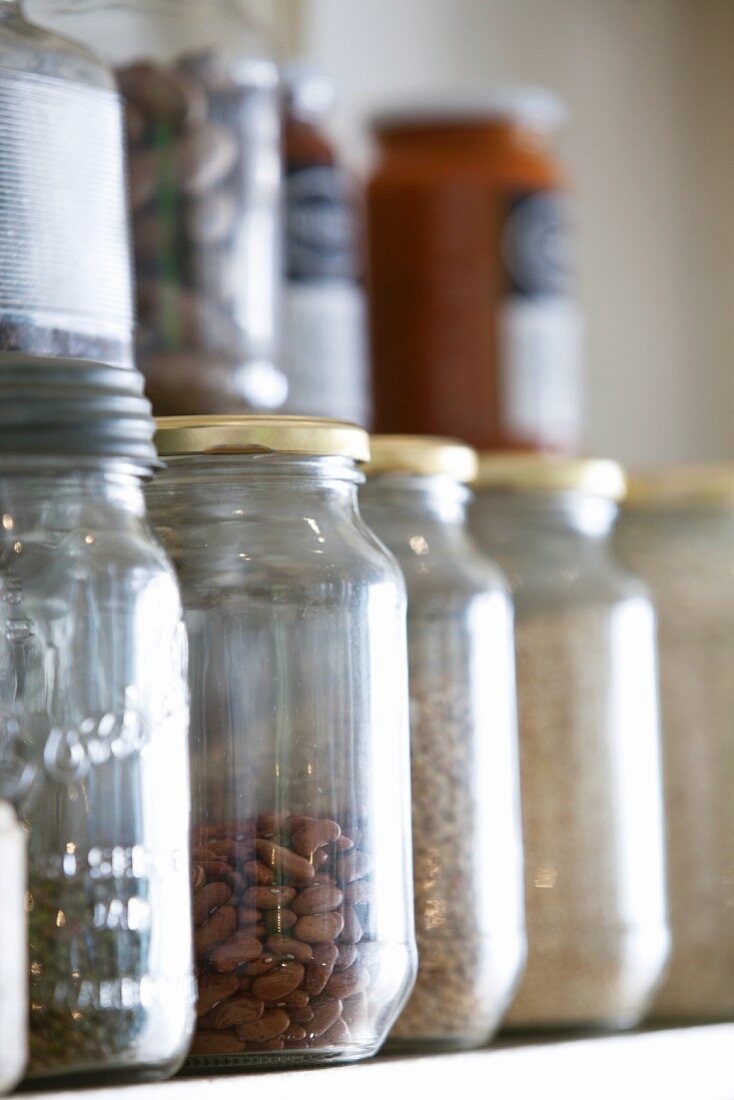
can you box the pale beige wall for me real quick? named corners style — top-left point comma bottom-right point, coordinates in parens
top-left (277, 0), bottom-right (734, 467)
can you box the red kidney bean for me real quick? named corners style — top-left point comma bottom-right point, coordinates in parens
top-left (267, 935), bottom-right (313, 963)
top-left (251, 961), bottom-right (305, 1002)
top-left (292, 885), bottom-right (343, 917)
top-left (235, 1008), bottom-right (290, 1042)
top-left (196, 971), bottom-right (238, 1016)
top-left (193, 881), bottom-right (231, 926)
top-left (295, 912), bottom-right (344, 944)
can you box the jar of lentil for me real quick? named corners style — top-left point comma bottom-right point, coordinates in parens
top-left (0, 357), bottom-right (193, 1084)
top-left (361, 437), bottom-right (525, 1051)
top-left (147, 416), bottom-right (416, 1068)
top-left (0, 802), bottom-right (26, 1094)
top-left (470, 454), bottom-right (669, 1029)
top-left (616, 467), bottom-right (734, 1023)
top-left (31, 0), bottom-right (284, 415)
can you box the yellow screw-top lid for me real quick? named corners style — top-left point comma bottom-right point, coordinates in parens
top-left (366, 435), bottom-right (478, 482)
top-left (475, 452), bottom-right (626, 500)
top-left (154, 415), bottom-right (370, 463)
top-left (624, 465), bottom-right (734, 506)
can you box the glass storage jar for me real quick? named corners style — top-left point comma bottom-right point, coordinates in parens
top-left (0, 1), bottom-right (133, 367)
top-left (147, 416), bottom-right (416, 1069)
top-left (282, 63), bottom-right (370, 427)
top-left (361, 437), bottom-right (525, 1051)
top-left (31, 0), bottom-right (283, 415)
top-left (471, 454), bottom-right (669, 1030)
top-left (617, 467), bottom-right (734, 1023)
top-left (0, 801), bottom-right (26, 1094)
top-left (0, 356), bottom-right (193, 1085)
top-left (367, 88), bottom-right (582, 453)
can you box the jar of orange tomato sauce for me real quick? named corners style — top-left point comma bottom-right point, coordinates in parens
top-left (367, 88), bottom-right (583, 453)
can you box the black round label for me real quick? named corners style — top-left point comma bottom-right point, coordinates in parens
top-left (286, 165), bottom-right (359, 282)
top-left (501, 190), bottom-right (574, 297)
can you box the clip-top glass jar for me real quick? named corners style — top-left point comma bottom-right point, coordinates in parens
top-left (471, 455), bottom-right (669, 1030)
top-left (31, 0), bottom-right (283, 415)
top-left (360, 437), bottom-right (525, 1051)
top-left (147, 416), bottom-right (416, 1069)
top-left (0, 357), bottom-right (193, 1085)
top-left (0, 802), bottom-right (26, 1094)
top-left (617, 467), bottom-right (734, 1023)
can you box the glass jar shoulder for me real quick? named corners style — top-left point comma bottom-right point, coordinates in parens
top-left (616, 513), bottom-right (734, 619)
top-left (7, 6), bottom-right (115, 88)
top-left (511, 556), bottom-right (650, 620)
top-left (387, 527), bottom-right (510, 616)
top-left (154, 501), bottom-right (404, 611)
top-left (29, 0), bottom-right (273, 69)
top-left (2, 505), bottom-right (179, 618)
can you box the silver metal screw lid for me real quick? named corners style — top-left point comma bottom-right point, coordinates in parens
top-left (0, 356), bottom-right (158, 469)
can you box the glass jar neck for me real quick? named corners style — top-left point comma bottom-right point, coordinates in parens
top-left (623, 500), bottom-right (734, 530)
top-left (474, 489), bottom-right (618, 560)
top-left (361, 474), bottom-right (469, 531)
top-left (33, 0), bottom-right (269, 66)
top-left (148, 453), bottom-right (363, 525)
top-left (0, 460), bottom-right (146, 530)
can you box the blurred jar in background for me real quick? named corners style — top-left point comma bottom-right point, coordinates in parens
top-left (31, 0), bottom-right (284, 416)
top-left (361, 437), bottom-right (525, 1051)
top-left (471, 456), bottom-right (669, 1030)
top-left (368, 88), bottom-right (583, 453)
top-left (617, 468), bottom-right (734, 1024)
top-left (0, 802), bottom-right (26, 1095)
top-left (282, 64), bottom-right (370, 427)
top-left (0, 0), bottom-right (132, 368)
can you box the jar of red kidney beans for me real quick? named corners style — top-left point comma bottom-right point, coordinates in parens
top-left (147, 415), bottom-right (417, 1068)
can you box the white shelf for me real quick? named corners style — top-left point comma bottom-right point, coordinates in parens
top-left (24, 1024), bottom-right (734, 1100)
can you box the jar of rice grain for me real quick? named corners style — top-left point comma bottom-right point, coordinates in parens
top-left (471, 454), bottom-right (669, 1030)
top-left (617, 466), bottom-right (734, 1023)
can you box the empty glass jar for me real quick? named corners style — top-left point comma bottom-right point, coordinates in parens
top-left (471, 455), bottom-right (669, 1030)
top-left (0, 802), bottom-right (26, 1094)
top-left (617, 467), bottom-right (734, 1022)
top-left (147, 416), bottom-right (416, 1069)
top-left (0, 357), bottom-right (193, 1084)
top-left (32, 0), bottom-right (283, 414)
top-left (361, 437), bottom-right (525, 1051)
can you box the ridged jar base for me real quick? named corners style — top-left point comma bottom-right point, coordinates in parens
top-left (186, 1040), bottom-right (380, 1072)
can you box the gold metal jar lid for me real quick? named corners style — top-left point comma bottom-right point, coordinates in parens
top-left (154, 415), bottom-right (370, 463)
top-left (624, 465), bottom-right (734, 505)
top-left (475, 452), bottom-right (626, 500)
top-left (366, 435), bottom-right (478, 482)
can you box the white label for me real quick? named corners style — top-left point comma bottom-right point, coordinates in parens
top-left (499, 296), bottom-right (583, 450)
top-left (0, 67), bottom-right (132, 333)
top-left (283, 280), bottom-right (371, 427)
